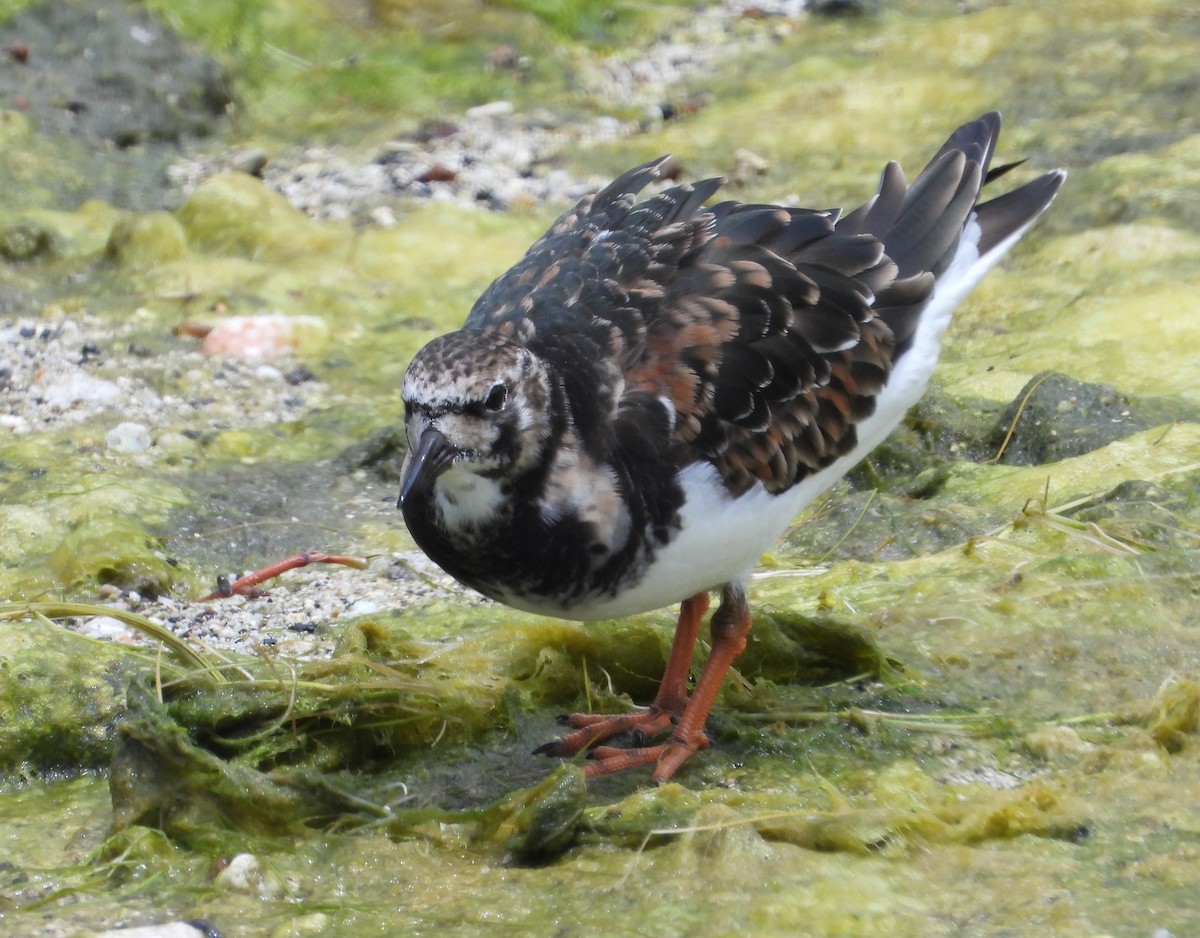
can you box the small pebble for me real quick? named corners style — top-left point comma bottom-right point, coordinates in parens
top-left (78, 615), bottom-right (135, 642)
top-left (94, 924), bottom-right (215, 938)
top-left (1023, 726), bottom-right (1094, 760)
top-left (229, 147), bottom-right (269, 176)
top-left (254, 363), bottom-right (285, 382)
top-left (369, 205), bottom-right (397, 228)
top-left (105, 421), bottom-right (152, 453)
top-left (199, 314), bottom-right (329, 362)
top-left (41, 371), bottom-right (122, 409)
top-left (214, 852), bottom-right (286, 900)
top-left (465, 100), bottom-right (514, 119)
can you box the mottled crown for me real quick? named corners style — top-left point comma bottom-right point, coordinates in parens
top-left (403, 331), bottom-right (541, 413)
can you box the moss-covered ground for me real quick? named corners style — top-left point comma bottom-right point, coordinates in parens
top-left (2, 0), bottom-right (1199, 934)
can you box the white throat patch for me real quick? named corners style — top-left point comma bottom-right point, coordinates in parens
top-left (434, 466), bottom-right (506, 530)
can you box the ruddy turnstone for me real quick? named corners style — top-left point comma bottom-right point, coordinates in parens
top-left (398, 113), bottom-right (1064, 782)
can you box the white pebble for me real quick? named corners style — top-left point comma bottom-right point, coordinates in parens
top-left (40, 372), bottom-right (122, 410)
top-left (94, 924), bottom-right (213, 938)
top-left (466, 100), bottom-right (514, 119)
top-left (369, 205), bottom-right (398, 228)
top-left (254, 363), bottom-right (285, 382)
top-left (105, 421), bottom-right (152, 453)
top-left (214, 852), bottom-right (285, 900)
top-left (79, 615), bottom-right (135, 642)
top-left (348, 599), bottom-right (381, 617)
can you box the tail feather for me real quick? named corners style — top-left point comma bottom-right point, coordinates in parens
top-left (846, 113), bottom-right (1064, 357)
top-left (975, 170), bottom-right (1067, 256)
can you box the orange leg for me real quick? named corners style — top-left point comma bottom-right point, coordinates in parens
top-left (533, 593), bottom-right (710, 761)
top-left (537, 586), bottom-right (753, 783)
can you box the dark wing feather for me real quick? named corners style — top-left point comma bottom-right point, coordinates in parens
top-left (622, 112), bottom-right (1061, 495)
top-left (638, 203), bottom-right (895, 494)
top-left (458, 113), bottom-right (1061, 495)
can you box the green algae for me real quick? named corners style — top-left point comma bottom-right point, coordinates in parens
top-left (0, 441), bottom-right (193, 598)
top-left (2, 0), bottom-right (1200, 934)
top-left (0, 615), bottom-right (146, 773)
top-left (137, 0), bottom-right (700, 143)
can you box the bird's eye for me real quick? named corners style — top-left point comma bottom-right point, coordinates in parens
top-left (484, 383), bottom-right (508, 412)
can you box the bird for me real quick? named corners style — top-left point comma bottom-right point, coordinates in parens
top-left (397, 113), bottom-right (1065, 783)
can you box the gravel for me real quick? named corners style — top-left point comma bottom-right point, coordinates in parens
top-left (168, 1), bottom-right (814, 221)
top-left (0, 315), bottom-right (325, 439)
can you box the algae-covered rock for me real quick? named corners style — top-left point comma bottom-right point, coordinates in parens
top-left (660, 802), bottom-right (774, 887)
top-left (47, 516), bottom-right (179, 597)
top-left (0, 219), bottom-right (57, 261)
top-left (989, 371), bottom-right (1191, 466)
top-left (105, 212), bottom-right (190, 268)
top-left (110, 679), bottom-right (384, 852)
top-left (1067, 471), bottom-right (1200, 551)
top-left (0, 617), bottom-right (133, 772)
top-left (1146, 678), bottom-right (1200, 754)
top-left (740, 607), bottom-right (892, 684)
top-left (334, 424), bottom-right (408, 483)
top-left (176, 173), bottom-right (342, 261)
top-left (490, 764), bottom-right (586, 862)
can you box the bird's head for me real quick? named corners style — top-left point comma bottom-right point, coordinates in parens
top-left (398, 331), bottom-right (553, 510)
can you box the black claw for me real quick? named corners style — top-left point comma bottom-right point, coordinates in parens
top-left (554, 713), bottom-right (573, 726)
top-left (629, 729), bottom-right (647, 748)
top-left (532, 740), bottom-right (563, 757)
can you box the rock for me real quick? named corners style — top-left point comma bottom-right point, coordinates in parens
top-left (176, 172), bottom-right (340, 260)
top-left (334, 425), bottom-right (407, 482)
top-left (105, 212), bottom-right (189, 267)
top-left (229, 147), bottom-right (270, 177)
top-left (989, 372), bottom-right (1167, 465)
top-left (811, 0), bottom-right (881, 15)
top-left (198, 314), bottom-right (330, 362)
top-left (155, 431), bottom-right (199, 456)
top-left (105, 421), bottom-right (153, 454)
top-left (0, 0), bottom-right (231, 149)
top-left (369, 205), bottom-right (398, 228)
top-left (0, 414), bottom-right (30, 434)
top-left (1023, 726), bottom-right (1095, 760)
top-left (77, 615), bottom-right (137, 642)
top-left (93, 923), bottom-right (219, 938)
top-left (466, 100), bottom-right (515, 119)
top-left (214, 852), bottom-right (286, 900)
top-left (270, 913), bottom-right (330, 938)
top-left (0, 220), bottom-right (56, 261)
top-left (730, 147), bottom-right (770, 187)
top-left (39, 371), bottom-right (122, 410)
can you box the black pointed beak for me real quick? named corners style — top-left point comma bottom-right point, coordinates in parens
top-left (398, 428), bottom-right (454, 508)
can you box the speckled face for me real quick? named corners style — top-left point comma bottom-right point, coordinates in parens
top-left (401, 331), bottom-right (552, 486)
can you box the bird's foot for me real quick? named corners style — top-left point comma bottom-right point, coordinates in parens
top-left (587, 728), bottom-right (710, 783)
top-left (533, 706), bottom-right (677, 759)
top-left (533, 707), bottom-right (709, 783)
